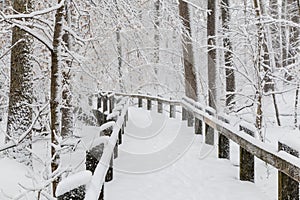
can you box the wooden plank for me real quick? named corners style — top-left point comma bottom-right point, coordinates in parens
top-left (217, 123), bottom-right (300, 182)
top-left (182, 107), bottom-right (187, 120)
top-left (218, 134), bottom-right (229, 159)
top-left (205, 124), bottom-right (214, 145)
top-left (278, 142), bottom-right (299, 200)
top-left (157, 95), bottom-right (163, 113)
top-left (195, 118), bottom-right (202, 135)
top-left (239, 125), bottom-right (254, 182)
top-left (138, 96), bottom-right (143, 108)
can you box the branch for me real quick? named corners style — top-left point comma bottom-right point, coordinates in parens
top-left (0, 39), bottom-right (25, 60)
top-left (0, 103), bottom-right (49, 152)
top-left (0, 0), bottom-right (65, 20)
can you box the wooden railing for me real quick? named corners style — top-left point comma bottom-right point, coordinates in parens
top-left (56, 92), bottom-right (300, 200)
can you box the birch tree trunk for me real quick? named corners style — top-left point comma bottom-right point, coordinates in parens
top-left (50, 0), bottom-right (65, 196)
top-left (178, 0), bottom-right (197, 101)
top-left (6, 0), bottom-right (34, 166)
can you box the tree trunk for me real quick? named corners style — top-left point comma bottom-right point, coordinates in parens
top-left (6, 0), bottom-right (34, 166)
top-left (207, 0), bottom-right (217, 109)
top-left (253, 0), bottom-right (265, 140)
top-left (221, 0), bottom-right (235, 110)
top-left (51, 0), bottom-right (65, 196)
top-left (154, 0), bottom-right (160, 75)
top-left (178, 0), bottom-right (197, 101)
top-left (61, 0), bottom-right (73, 139)
top-left (295, 84), bottom-right (299, 128)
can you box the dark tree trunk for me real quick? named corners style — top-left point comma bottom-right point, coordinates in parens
top-left (6, 0), bottom-right (34, 166)
top-left (154, 0), bottom-right (160, 75)
top-left (178, 0), bottom-right (197, 101)
top-left (61, 0), bottom-right (73, 139)
top-left (50, 0), bottom-right (65, 196)
top-left (221, 0), bottom-right (235, 110)
top-left (207, 0), bottom-right (217, 109)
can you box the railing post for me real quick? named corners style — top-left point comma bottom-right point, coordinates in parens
top-left (205, 124), bottom-right (214, 145)
top-left (157, 95), bottom-right (163, 113)
top-left (218, 134), bottom-right (230, 159)
top-left (147, 93), bottom-right (152, 110)
top-left (169, 98), bottom-right (176, 118)
top-left (97, 94), bottom-right (102, 109)
top-left (182, 107), bottom-right (187, 121)
top-left (205, 109), bottom-right (215, 145)
top-left (239, 125), bottom-right (254, 182)
top-left (105, 156), bottom-right (113, 182)
top-left (101, 95), bottom-right (108, 124)
top-left (118, 128), bottom-right (122, 144)
top-left (187, 111), bottom-right (194, 127)
top-left (194, 118), bottom-right (202, 134)
top-left (138, 92), bottom-right (143, 108)
top-left (218, 117), bottom-right (230, 159)
top-left (109, 94), bottom-right (115, 114)
top-left (278, 142), bottom-right (299, 200)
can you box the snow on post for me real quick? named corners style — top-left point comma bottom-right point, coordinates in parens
top-left (56, 170), bottom-right (92, 198)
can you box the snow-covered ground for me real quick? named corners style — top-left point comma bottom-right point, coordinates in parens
top-left (105, 106), bottom-right (277, 200)
top-left (0, 105), bottom-right (284, 199)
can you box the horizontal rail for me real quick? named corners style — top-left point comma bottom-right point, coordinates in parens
top-left (101, 92), bottom-right (182, 106)
top-left (182, 97), bottom-right (300, 182)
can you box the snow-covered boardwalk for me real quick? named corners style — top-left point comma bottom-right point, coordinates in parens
top-left (106, 107), bottom-right (274, 200)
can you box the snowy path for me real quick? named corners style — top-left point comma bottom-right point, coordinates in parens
top-left (106, 107), bottom-right (274, 200)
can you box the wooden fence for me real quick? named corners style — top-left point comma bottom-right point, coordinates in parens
top-left (57, 92), bottom-right (300, 200)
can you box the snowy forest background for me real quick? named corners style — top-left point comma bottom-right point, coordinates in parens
top-left (0, 0), bottom-right (299, 199)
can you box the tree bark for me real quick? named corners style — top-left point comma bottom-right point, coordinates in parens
top-left (61, 0), bottom-right (73, 139)
top-left (207, 0), bottom-right (217, 109)
top-left (154, 0), bottom-right (160, 75)
top-left (50, 0), bottom-right (65, 196)
top-left (6, 0), bottom-right (34, 166)
top-left (178, 0), bottom-right (197, 101)
top-left (221, 0), bottom-right (235, 110)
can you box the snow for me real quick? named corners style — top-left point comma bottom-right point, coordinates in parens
top-left (278, 130), bottom-right (300, 153)
top-left (0, 158), bottom-right (34, 199)
top-left (105, 106), bottom-right (274, 200)
top-left (56, 170), bottom-right (92, 197)
top-left (0, 101), bottom-right (297, 200)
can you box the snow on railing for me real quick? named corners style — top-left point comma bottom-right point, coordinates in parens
top-left (84, 96), bottom-right (129, 200)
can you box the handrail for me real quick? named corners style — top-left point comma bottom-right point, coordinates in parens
top-left (84, 97), bottom-right (129, 199)
top-left (182, 97), bottom-right (300, 182)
